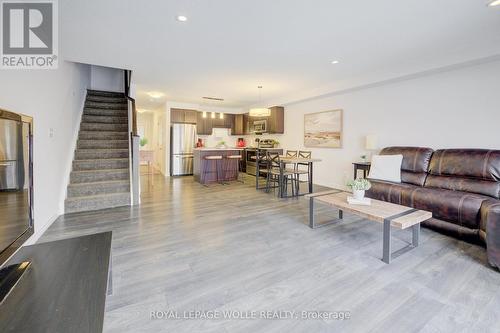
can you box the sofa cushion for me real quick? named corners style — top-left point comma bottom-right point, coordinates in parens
top-left (427, 149), bottom-right (500, 199)
top-left (403, 187), bottom-right (491, 230)
top-left (380, 147), bottom-right (434, 186)
top-left (429, 149), bottom-right (500, 181)
top-left (366, 180), bottom-right (417, 205)
top-left (425, 174), bottom-right (500, 199)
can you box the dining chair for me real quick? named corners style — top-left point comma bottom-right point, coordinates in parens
top-left (262, 151), bottom-right (296, 196)
top-left (294, 150), bottom-right (312, 193)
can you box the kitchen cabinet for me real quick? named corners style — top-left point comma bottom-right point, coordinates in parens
top-left (194, 108), bottom-right (283, 136)
top-left (245, 106), bottom-right (284, 134)
top-left (224, 114), bottom-right (234, 129)
top-left (196, 112), bottom-right (212, 135)
top-left (184, 110), bottom-right (197, 123)
top-left (171, 109), bottom-right (197, 124)
top-left (232, 114), bottom-right (245, 135)
top-left (268, 106), bottom-right (284, 134)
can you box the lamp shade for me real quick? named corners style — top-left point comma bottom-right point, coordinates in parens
top-left (249, 108), bottom-right (270, 117)
top-left (365, 135), bottom-right (378, 150)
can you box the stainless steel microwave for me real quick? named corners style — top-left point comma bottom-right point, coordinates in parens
top-left (252, 119), bottom-right (267, 133)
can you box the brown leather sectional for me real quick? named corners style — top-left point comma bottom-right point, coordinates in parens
top-left (366, 147), bottom-right (500, 270)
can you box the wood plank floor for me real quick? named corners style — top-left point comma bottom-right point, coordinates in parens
top-left (40, 175), bottom-right (500, 333)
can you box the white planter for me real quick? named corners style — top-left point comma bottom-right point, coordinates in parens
top-left (353, 189), bottom-right (365, 200)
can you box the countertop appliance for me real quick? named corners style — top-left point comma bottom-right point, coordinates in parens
top-left (252, 119), bottom-right (267, 133)
top-left (170, 123), bottom-right (196, 176)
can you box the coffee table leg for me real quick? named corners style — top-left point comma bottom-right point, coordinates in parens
top-left (383, 220), bottom-right (391, 264)
top-left (412, 223), bottom-right (420, 247)
top-left (309, 197), bottom-right (315, 228)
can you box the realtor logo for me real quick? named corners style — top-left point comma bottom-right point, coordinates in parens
top-left (1, 0), bottom-right (58, 69)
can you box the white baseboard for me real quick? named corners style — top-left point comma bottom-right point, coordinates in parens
top-left (24, 213), bottom-right (60, 246)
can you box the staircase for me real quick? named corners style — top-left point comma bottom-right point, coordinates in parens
top-left (65, 90), bottom-right (131, 213)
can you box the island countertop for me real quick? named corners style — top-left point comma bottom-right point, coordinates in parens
top-left (194, 147), bottom-right (245, 151)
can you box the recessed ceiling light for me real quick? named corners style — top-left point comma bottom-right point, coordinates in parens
top-left (147, 91), bottom-right (164, 99)
top-left (331, 60), bottom-right (340, 64)
top-left (488, 0), bottom-right (500, 6)
top-left (176, 15), bottom-right (188, 22)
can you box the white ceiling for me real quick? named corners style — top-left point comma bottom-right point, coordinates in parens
top-left (61, 0), bottom-right (500, 109)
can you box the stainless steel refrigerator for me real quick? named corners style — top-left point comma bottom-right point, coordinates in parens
top-left (170, 123), bottom-right (196, 176)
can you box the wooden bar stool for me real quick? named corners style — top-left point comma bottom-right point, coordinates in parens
top-left (202, 155), bottom-right (224, 186)
top-left (226, 154), bottom-right (244, 183)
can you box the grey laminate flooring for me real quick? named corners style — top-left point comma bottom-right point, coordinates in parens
top-left (40, 175), bottom-right (500, 333)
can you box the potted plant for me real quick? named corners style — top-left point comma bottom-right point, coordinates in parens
top-left (273, 140), bottom-right (280, 148)
top-left (347, 178), bottom-right (372, 200)
top-left (140, 137), bottom-right (148, 148)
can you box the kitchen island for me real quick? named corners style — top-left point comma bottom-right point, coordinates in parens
top-left (193, 148), bottom-right (244, 184)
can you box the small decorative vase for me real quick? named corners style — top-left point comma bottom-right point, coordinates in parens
top-left (353, 189), bottom-right (365, 200)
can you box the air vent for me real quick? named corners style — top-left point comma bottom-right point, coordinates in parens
top-left (202, 96), bottom-right (224, 101)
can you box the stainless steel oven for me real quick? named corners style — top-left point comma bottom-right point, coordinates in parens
top-left (245, 148), bottom-right (257, 175)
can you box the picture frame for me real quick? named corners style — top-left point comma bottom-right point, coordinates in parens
top-left (304, 109), bottom-right (343, 148)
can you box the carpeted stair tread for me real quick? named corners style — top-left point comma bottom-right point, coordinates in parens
top-left (73, 158), bottom-right (129, 171)
top-left (80, 122), bottom-right (128, 132)
top-left (79, 131), bottom-right (129, 140)
top-left (77, 139), bottom-right (129, 149)
top-left (82, 115), bottom-right (128, 124)
top-left (67, 180), bottom-right (130, 197)
top-left (64, 192), bottom-right (131, 214)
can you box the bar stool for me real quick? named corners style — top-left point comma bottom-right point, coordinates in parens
top-left (226, 153), bottom-right (244, 183)
top-left (202, 155), bottom-right (224, 186)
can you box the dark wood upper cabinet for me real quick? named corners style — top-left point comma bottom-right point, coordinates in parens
top-left (171, 108), bottom-right (198, 124)
top-left (184, 110), bottom-right (197, 124)
top-left (268, 106), bottom-right (284, 134)
top-left (232, 114), bottom-right (245, 135)
top-left (170, 109), bottom-right (185, 123)
top-left (244, 106), bottom-right (284, 134)
top-left (190, 108), bottom-right (284, 135)
top-left (224, 114), bottom-right (234, 129)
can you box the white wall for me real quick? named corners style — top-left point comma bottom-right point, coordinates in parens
top-left (280, 60), bottom-right (500, 190)
top-left (137, 108), bottom-right (166, 175)
top-left (0, 61), bottom-right (91, 242)
top-left (90, 65), bottom-right (124, 93)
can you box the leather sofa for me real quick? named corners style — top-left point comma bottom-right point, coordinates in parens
top-left (366, 147), bottom-right (500, 270)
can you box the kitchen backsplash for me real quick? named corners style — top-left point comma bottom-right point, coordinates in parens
top-left (197, 128), bottom-right (282, 148)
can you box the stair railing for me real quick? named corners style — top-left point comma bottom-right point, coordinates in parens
top-left (125, 69), bottom-right (140, 205)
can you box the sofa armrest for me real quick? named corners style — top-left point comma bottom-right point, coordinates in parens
top-left (480, 199), bottom-right (500, 270)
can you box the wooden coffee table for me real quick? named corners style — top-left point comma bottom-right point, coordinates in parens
top-left (305, 190), bottom-right (432, 264)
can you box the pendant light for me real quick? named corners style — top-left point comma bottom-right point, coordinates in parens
top-left (249, 86), bottom-right (270, 117)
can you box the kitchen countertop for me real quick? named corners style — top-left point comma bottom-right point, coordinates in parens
top-left (194, 147), bottom-right (245, 151)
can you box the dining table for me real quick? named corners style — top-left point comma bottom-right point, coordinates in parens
top-left (255, 155), bottom-right (322, 198)
top-left (278, 156), bottom-right (322, 198)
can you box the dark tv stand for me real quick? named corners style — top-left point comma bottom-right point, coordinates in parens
top-left (0, 261), bottom-right (31, 304)
top-left (0, 232), bottom-right (112, 333)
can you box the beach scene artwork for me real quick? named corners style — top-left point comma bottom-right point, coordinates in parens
top-left (304, 110), bottom-right (343, 148)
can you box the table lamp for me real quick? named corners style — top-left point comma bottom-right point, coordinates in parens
top-left (364, 135), bottom-right (378, 162)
